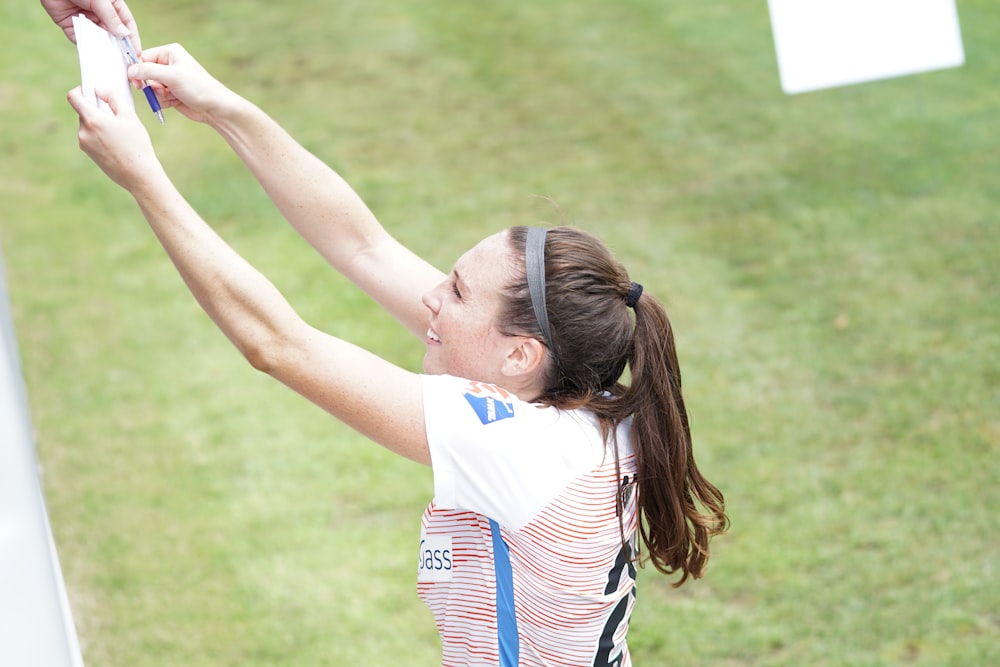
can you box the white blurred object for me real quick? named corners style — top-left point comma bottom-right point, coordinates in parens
top-left (768, 0), bottom-right (965, 94)
top-left (0, 248), bottom-right (85, 666)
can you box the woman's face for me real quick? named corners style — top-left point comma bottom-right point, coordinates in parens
top-left (421, 232), bottom-right (518, 383)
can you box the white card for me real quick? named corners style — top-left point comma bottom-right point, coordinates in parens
top-left (768, 0), bottom-right (965, 94)
top-left (72, 14), bottom-right (135, 113)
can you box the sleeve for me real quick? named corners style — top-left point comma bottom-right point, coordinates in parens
top-left (420, 374), bottom-right (603, 530)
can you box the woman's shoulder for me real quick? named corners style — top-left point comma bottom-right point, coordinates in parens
top-left (421, 373), bottom-right (599, 432)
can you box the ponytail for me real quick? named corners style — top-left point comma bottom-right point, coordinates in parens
top-left (503, 225), bottom-right (728, 584)
top-left (624, 293), bottom-right (728, 585)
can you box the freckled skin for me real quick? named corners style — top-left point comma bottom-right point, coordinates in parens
top-left (421, 232), bottom-right (516, 384)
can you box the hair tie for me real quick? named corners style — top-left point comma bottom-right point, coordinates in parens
top-left (525, 227), bottom-right (557, 354)
top-left (625, 282), bottom-right (643, 308)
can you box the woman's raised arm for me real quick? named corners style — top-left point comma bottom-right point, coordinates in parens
top-left (130, 44), bottom-right (444, 338)
top-left (67, 83), bottom-right (431, 465)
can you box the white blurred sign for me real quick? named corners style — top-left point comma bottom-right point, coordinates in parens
top-left (769, 0), bottom-right (965, 94)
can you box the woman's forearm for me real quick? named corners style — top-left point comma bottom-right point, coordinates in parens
top-left (130, 166), bottom-right (305, 368)
top-left (128, 165), bottom-right (430, 464)
top-left (118, 42), bottom-right (440, 325)
top-left (206, 96), bottom-right (381, 271)
top-left (203, 96), bottom-right (444, 337)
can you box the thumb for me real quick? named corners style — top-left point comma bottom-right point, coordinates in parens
top-left (93, 86), bottom-right (132, 117)
top-left (67, 86), bottom-right (93, 118)
top-left (67, 86), bottom-right (111, 122)
top-left (127, 61), bottom-right (176, 89)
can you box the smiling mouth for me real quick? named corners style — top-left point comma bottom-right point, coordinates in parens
top-left (426, 328), bottom-right (441, 343)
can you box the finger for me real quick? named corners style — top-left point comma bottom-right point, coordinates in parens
top-left (66, 86), bottom-right (105, 123)
top-left (112, 0), bottom-right (143, 51)
top-left (93, 86), bottom-right (133, 117)
top-left (91, 0), bottom-right (131, 38)
top-left (61, 25), bottom-right (78, 45)
top-left (143, 80), bottom-right (175, 102)
top-left (149, 88), bottom-right (181, 110)
top-left (136, 43), bottom-right (187, 66)
top-left (66, 86), bottom-right (90, 117)
top-left (128, 61), bottom-right (181, 90)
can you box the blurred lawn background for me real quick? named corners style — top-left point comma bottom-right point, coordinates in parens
top-left (1, 1), bottom-right (997, 665)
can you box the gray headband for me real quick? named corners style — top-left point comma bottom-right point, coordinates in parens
top-left (525, 227), bottom-right (556, 355)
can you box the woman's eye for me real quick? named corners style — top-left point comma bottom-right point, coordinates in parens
top-left (451, 283), bottom-right (462, 300)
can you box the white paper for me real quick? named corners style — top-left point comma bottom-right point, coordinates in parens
top-left (72, 14), bottom-right (135, 113)
top-left (768, 0), bottom-right (965, 94)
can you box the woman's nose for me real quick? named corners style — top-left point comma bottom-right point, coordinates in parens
top-left (422, 284), bottom-right (442, 313)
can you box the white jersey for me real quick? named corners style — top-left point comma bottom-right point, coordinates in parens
top-left (418, 374), bottom-right (639, 667)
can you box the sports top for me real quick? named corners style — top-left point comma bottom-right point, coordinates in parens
top-left (418, 374), bottom-right (639, 667)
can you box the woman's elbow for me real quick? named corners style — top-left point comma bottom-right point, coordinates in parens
top-left (238, 326), bottom-right (309, 378)
top-left (242, 342), bottom-right (274, 373)
top-left (235, 329), bottom-right (286, 374)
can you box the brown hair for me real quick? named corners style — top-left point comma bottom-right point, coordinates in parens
top-left (502, 226), bottom-right (728, 585)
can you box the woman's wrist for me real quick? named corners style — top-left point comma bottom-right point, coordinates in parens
top-left (203, 88), bottom-right (256, 134)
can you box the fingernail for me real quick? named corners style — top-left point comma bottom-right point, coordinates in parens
top-left (116, 25), bottom-right (131, 37)
top-left (127, 65), bottom-right (139, 77)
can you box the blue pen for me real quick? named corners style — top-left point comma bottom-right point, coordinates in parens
top-left (118, 36), bottom-right (165, 124)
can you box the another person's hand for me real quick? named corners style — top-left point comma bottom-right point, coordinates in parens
top-left (41, 0), bottom-right (141, 49)
top-left (67, 85), bottom-right (159, 192)
top-left (127, 44), bottom-right (238, 124)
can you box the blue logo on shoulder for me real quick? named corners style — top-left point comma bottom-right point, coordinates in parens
top-left (462, 382), bottom-right (516, 425)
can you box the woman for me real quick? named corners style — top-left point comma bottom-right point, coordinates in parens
top-left (68, 44), bottom-right (728, 667)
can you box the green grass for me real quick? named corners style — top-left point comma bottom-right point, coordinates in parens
top-left (2, 1), bottom-right (997, 665)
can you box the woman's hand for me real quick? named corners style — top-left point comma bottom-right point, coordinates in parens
top-left (67, 85), bottom-right (160, 192)
top-left (127, 44), bottom-right (239, 125)
top-left (41, 0), bottom-right (141, 48)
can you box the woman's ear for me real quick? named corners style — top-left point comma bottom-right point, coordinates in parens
top-left (501, 336), bottom-right (548, 379)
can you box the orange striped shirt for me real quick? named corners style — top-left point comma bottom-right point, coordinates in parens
top-left (419, 375), bottom-right (638, 667)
